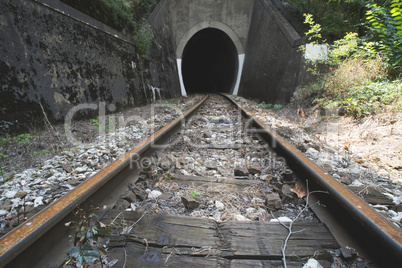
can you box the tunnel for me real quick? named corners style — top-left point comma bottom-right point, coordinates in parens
top-left (181, 28), bottom-right (238, 94)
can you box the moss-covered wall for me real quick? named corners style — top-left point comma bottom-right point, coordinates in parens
top-left (0, 0), bottom-right (180, 124)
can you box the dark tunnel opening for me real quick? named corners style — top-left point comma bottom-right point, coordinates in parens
top-left (182, 28), bottom-right (238, 94)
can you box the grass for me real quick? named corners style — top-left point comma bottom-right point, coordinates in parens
top-left (259, 102), bottom-right (283, 110)
top-left (293, 55), bottom-right (401, 118)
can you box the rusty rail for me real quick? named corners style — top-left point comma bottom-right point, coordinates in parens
top-left (0, 95), bottom-right (208, 267)
top-left (223, 94), bottom-right (402, 262)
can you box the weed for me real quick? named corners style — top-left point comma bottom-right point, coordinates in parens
top-left (89, 119), bottom-right (99, 127)
top-left (12, 134), bottom-right (31, 144)
top-left (191, 191), bottom-right (200, 199)
top-left (0, 120), bottom-right (13, 132)
top-left (163, 173), bottom-right (174, 180)
top-left (64, 206), bottom-right (109, 267)
top-left (33, 149), bottom-right (51, 157)
top-left (162, 99), bottom-right (175, 108)
top-left (0, 153), bottom-right (9, 159)
top-left (0, 167), bottom-right (6, 177)
top-left (259, 101), bottom-right (273, 109)
top-left (259, 102), bottom-right (283, 110)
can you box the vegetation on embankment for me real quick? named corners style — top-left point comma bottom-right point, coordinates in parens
top-left (290, 0), bottom-right (401, 118)
top-left (61, 0), bottom-right (157, 58)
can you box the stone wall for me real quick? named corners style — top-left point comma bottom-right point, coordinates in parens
top-left (0, 0), bottom-right (180, 124)
top-left (238, 0), bottom-right (305, 104)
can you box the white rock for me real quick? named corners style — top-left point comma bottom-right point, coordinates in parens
top-left (392, 212), bottom-right (402, 223)
top-left (215, 201), bottom-right (225, 210)
top-left (148, 190), bottom-right (163, 199)
top-left (10, 198), bottom-right (22, 207)
top-left (306, 148), bottom-right (319, 156)
top-left (270, 216), bottom-right (293, 223)
top-left (75, 166), bottom-right (88, 174)
top-left (4, 191), bottom-right (17, 199)
top-left (303, 259), bottom-right (323, 268)
top-left (246, 207), bottom-right (256, 214)
top-left (234, 214), bottom-right (250, 222)
top-left (34, 197), bottom-right (44, 207)
top-left (0, 210), bottom-right (8, 216)
top-left (30, 178), bottom-right (42, 185)
top-left (372, 205), bottom-right (388, 211)
top-left (350, 180), bottom-right (364, 187)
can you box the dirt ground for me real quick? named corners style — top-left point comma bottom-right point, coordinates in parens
top-left (243, 100), bottom-right (402, 184)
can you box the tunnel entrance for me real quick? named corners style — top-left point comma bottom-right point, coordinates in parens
top-left (181, 28), bottom-right (238, 94)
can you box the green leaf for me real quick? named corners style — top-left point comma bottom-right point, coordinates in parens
top-left (76, 256), bottom-right (84, 267)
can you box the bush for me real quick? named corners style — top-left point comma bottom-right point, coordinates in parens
top-left (133, 22), bottom-right (154, 59)
top-left (342, 81), bottom-right (402, 117)
top-left (325, 56), bottom-right (388, 97)
top-left (366, 0), bottom-right (402, 76)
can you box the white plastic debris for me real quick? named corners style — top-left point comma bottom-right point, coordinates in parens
top-left (270, 216), bottom-right (292, 223)
top-left (148, 190), bottom-right (163, 199)
top-left (302, 258), bottom-right (323, 268)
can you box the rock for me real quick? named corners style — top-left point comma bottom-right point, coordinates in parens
top-left (0, 210), bottom-right (8, 217)
top-left (302, 258), bottom-right (323, 268)
top-left (215, 201), bottom-right (225, 210)
top-left (75, 166), bottom-right (88, 174)
top-left (340, 247), bottom-right (357, 259)
top-left (129, 184), bottom-right (148, 201)
top-left (4, 191), bottom-right (17, 199)
top-left (234, 214), bottom-right (250, 222)
top-left (234, 166), bottom-right (249, 177)
top-left (281, 184), bottom-right (292, 196)
top-left (148, 190), bottom-right (163, 199)
top-left (114, 199), bottom-right (130, 210)
top-left (34, 197), bottom-right (44, 207)
top-left (270, 216), bottom-right (292, 223)
top-left (120, 191), bottom-right (138, 203)
top-left (181, 196), bottom-right (200, 210)
top-left (260, 174), bottom-right (273, 183)
top-left (281, 184), bottom-right (296, 203)
top-left (306, 148), bottom-right (319, 157)
top-left (246, 207), bottom-right (256, 214)
top-left (205, 162), bottom-right (217, 170)
top-left (265, 193), bottom-right (283, 210)
top-left (15, 191), bottom-right (28, 199)
top-left (66, 179), bottom-right (81, 186)
top-left (350, 180), bottom-right (364, 187)
top-left (159, 159), bottom-right (172, 171)
top-left (248, 163), bottom-right (262, 174)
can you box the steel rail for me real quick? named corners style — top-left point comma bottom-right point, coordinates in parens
top-left (0, 95), bottom-right (208, 267)
top-left (224, 94), bottom-right (402, 261)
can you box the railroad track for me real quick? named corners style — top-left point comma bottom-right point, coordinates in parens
top-left (0, 94), bottom-right (401, 267)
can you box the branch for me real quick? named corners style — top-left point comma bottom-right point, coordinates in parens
top-left (274, 180), bottom-right (329, 268)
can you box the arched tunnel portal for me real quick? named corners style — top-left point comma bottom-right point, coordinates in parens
top-left (176, 22), bottom-right (245, 97)
top-left (181, 28), bottom-right (238, 94)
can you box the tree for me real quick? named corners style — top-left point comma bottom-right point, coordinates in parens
top-left (366, 0), bottom-right (402, 75)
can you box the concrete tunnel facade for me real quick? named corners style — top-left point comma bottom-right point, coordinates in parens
top-left (161, 0), bottom-right (304, 102)
top-left (176, 22), bottom-right (246, 96)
